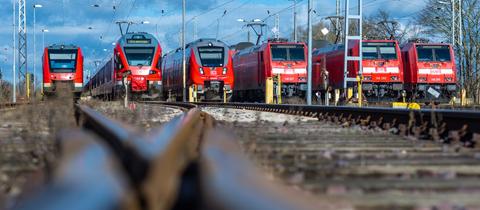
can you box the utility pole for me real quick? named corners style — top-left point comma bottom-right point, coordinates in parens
top-left (12, 0), bottom-right (16, 103)
top-left (288, 0), bottom-right (298, 42)
top-left (452, 0), bottom-right (463, 88)
top-left (336, 0), bottom-right (342, 42)
top-left (41, 29), bottom-right (48, 50)
top-left (182, 0), bottom-right (186, 102)
top-left (216, 18), bottom-right (220, 39)
top-left (438, 0), bottom-right (463, 90)
top-left (18, 0), bottom-right (27, 98)
top-left (274, 14), bottom-right (280, 39)
top-left (193, 17), bottom-right (198, 40)
top-left (33, 4), bottom-right (42, 99)
top-left (307, 0), bottom-right (313, 105)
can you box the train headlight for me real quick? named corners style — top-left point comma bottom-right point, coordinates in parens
top-left (222, 67), bottom-right (227, 75)
top-left (149, 70), bottom-right (156, 75)
top-left (445, 77), bottom-right (453, 82)
top-left (390, 76), bottom-right (398, 81)
top-left (199, 67), bottom-right (204, 75)
top-left (419, 77), bottom-right (427, 82)
top-left (364, 76), bottom-right (372, 81)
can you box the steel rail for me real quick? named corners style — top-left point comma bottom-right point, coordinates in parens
top-left (191, 102), bottom-right (480, 145)
top-left (200, 129), bottom-right (318, 210)
top-left (19, 103), bottom-right (325, 210)
top-left (16, 130), bottom-right (138, 210)
top-left (0, 102), bottom-right (28, 109)
top-left (75, 104), bottom-right (209, 210)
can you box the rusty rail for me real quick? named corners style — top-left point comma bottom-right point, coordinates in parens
top-left (191, 102), bottom-right (480, 146)
top-left (17, 104), bottom-right (317, 210)
top-left (0, 102), bottom-right (27, 110)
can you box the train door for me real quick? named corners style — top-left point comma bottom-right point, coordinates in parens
top-left (258, 51), bottom-right (264, 87)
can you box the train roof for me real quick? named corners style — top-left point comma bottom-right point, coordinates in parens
top-left (184, 39), bottom-right (229, 50)
top-left (235, 39), bottom-right (306, 56)
top-left (47, 44), bottom-right (79, 50)
top-left (401, 42), bottom-right (452, 50)
top-left (363, 40), bottom-right (398, 43)
top-left (117, 32), bottom-right (159, 46)
top-left (164, 38), bottom-right (229, 57)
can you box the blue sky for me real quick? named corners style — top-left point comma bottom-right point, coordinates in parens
top-left (0, 0), bottom-right (427, 83)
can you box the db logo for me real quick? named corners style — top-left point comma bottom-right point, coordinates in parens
top-left (211, 70), bottom-right (217, 75)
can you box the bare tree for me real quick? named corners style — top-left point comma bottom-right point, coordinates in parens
top-left (363, 9), bottom-right (410, 42)
top-left (0, 69), bottom-right (12, 103)
top-left (417, 0), bottom-right (480, 103)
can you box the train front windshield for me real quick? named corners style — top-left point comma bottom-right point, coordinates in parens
top-left (124, 47), bottom-right (155, 66)
top-left (362, 42), bottom-right (397, 60)
top-left (416, 45), bottom-right (451, 62)
top-left (48, 50), bottom-right (78, 73)
top-left (198, 47), bottom-right (225, 67)
top-left (271, 45), bottom-right (305, 61)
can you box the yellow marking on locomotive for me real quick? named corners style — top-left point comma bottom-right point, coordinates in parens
top-left (265, 77), bottom-right (274, 104)
top-left (392, 102), bottom-right (421, 110)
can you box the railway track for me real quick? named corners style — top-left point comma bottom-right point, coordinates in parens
top-left (144, 101), bottom-right (480, 209)
top-left (13, 101), bottom-right (480, 209)
top-left (0, 102), bottom-right (27, 110)
top-left (17, 103), bottom-right (318, 210)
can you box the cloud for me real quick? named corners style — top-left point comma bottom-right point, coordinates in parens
top-left (0, 0), bottom-right (429, 82)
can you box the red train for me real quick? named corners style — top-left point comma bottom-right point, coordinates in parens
top-left (162, 39), bottom-right (234, 101)
top-left (233, 38), bottom-right (308, 102)
top-left (312, 40), bottom-right (404, 101)
top-left (84, 32), bottom-right (162, 100)
top-left (401, 42), bottom-right (457, 102)
top-left (42, 44), bottom-right (84, 97)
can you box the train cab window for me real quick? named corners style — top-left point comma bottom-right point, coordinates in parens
top-left (379, 47), bottom-right (397, 60)
top-left (48, 49), bottom-right (78, 73)
top-left (198, 47), bottom-right (225, 67)
top-left (362, 42), bottom-right (397, 60)
top-left (362, 47), bottom-right (378, 59)
top-left (271, 45), bottom-right (305, 61)
top-left (435, 47), bottom-right (452, 62)
top-left (124, 47), bottom-right (155, 66)
top-left (416, 45), bottom-right (451, 62)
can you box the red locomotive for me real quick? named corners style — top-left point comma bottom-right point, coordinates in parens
top-left (312, 40), bottom-right (404, 102)
top-left (401, 42), bottom-right (457, 102)
top-left (233, 38), bottom-right (308, 102)
top-left (42, 44), bottom-right (84, 97)
top-left (84, 32), bottom-right (162, 100)
top-left (162, 39), bottom-right (234, 101)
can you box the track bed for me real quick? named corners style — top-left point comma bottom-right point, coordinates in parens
top-left (201, 107), bottom-right (480, 209)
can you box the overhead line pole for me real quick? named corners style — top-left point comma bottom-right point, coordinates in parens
top-left (12, 0), bottom-right (16, 103)
top-left (18, 0), bottom-right (27, 98)
top-left (288, 0), bottom-right (298, 42)
top-left (307, 0), bottom-right (313, 105)
top-left (182, 0), bottom-right (186, 102)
